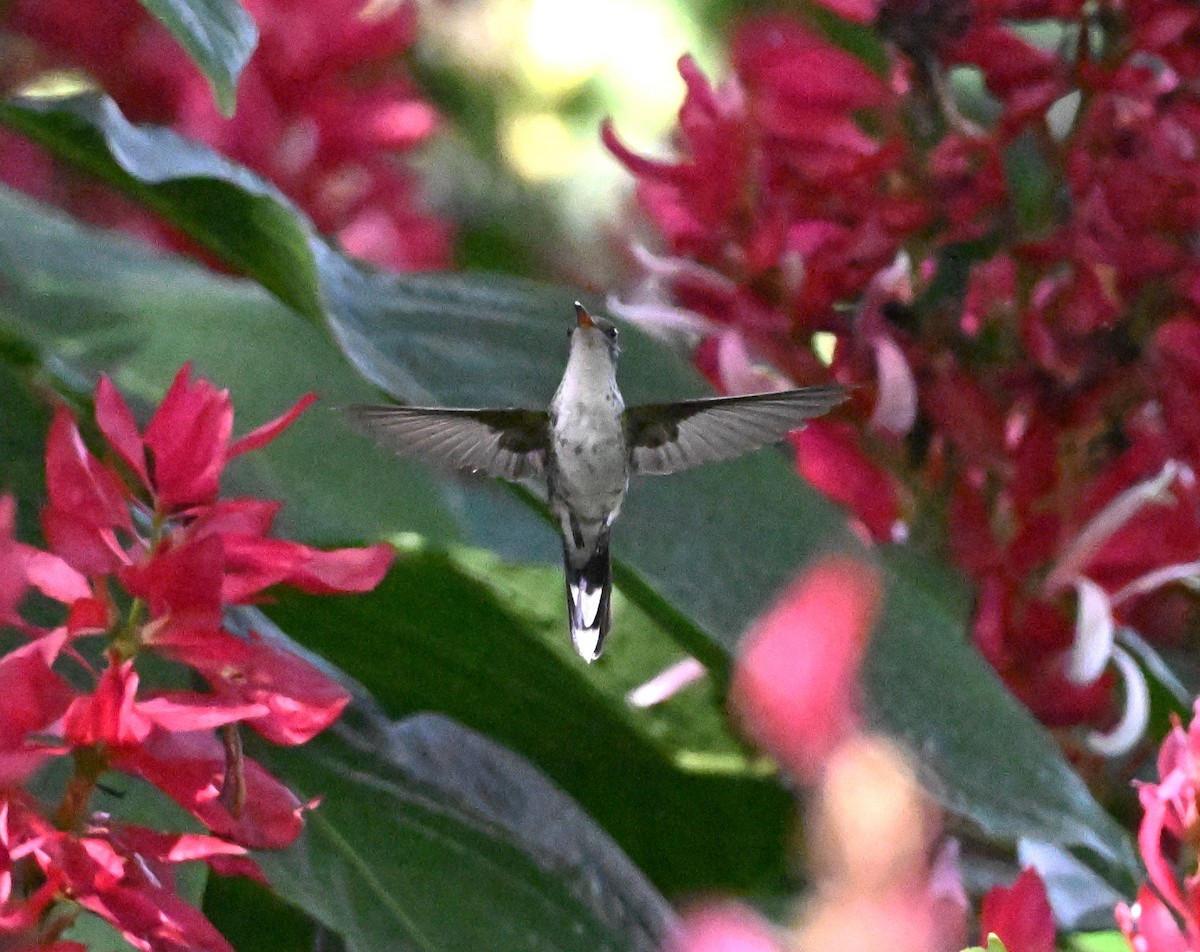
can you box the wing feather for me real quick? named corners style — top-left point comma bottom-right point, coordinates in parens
top-left (625, 385), bottom-right (848, 476)
top-left (346, 405), bottom-right (549, 479)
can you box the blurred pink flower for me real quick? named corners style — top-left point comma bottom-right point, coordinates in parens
top-left (730, 555), bottom-right (881, 783)
top-left (665, 903), bottom-right (785, 952)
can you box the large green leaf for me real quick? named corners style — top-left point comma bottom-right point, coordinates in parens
top-left (255, 709), bottom-right (674, 952)
top-left (0, 93), bottom-right (1139, 881)
top-left (138, 0), bottom-right (258, 116)
top-left (226, 614), bottom-right (675, 952)
top-left (0, 95), bottom-right (320, 321)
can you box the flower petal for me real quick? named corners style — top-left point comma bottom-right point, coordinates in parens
top-left (95, 374), bottom-right (149, 487)
top-left (979, 868), bottom-right (1055, 952)
top-left (113, 730), bottom-right (304, 849)
top-left (63, 658), bottom-right (152, 749)
top-left (227, 392), bottom-right (316, 459)
top-left (667, 902), bottom-right (785, 952)
top-left (151, 628), bottom-right (349, 745)
top-left (143, 365), bottom-right (233, 509)
top-left (0, 639), bottom-right (75, 785)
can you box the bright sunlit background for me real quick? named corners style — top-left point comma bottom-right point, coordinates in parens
top-left (413, 0), bottom-right (722, 282)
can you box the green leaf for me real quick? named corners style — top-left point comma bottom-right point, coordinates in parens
top-left (61, 912), bottom-right (142, 952)
top-left (247, 675), bottom-right (676, 952)
top-left (1065, 931), bottom-right (1133, 952)
top-left (137, 0), bottom-right (258, 116)
top-left (0, 94), bottom-right (321, 321)
top-left (202, 876), bottom-right (316, 952)
top-left (0, 93), bottom-right (1139, 883)
top-left (869, 549), bottom-right (1138, 881)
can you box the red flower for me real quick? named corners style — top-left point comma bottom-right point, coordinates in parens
top-left (97, 365), bottom-right (315, 511)
top-left (149, 627), bottom-right (349, 745)
top-left (21, 808), bottom-right (241, 952)
top-left (42, 405), bottom-right (135, 577)
top-left (61, 655), bottom-right (270, 750)
top-left (113, 730), bottom-right (304, 850)
top-left (0, 636), bottom-right (74, 787)
top-left (3, 0), bottom-right (451, 271)
top-left (979, 868), bottom-right (1056, 952)
top-left (0, 497), bottom-right (26, 627)
top-left (0, 796), bottom-right (66, 937)
top-left (608, 4), bottom-right (1200, 742)
top-left (0, 367), bottom-right (393, 950)
top-left (793, 422), bottom-right (904, 542)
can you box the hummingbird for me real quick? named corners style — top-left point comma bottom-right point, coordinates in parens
top-left (348, 303), bottom-right (847, 662)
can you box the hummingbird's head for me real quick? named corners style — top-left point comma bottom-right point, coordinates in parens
top-left (571, 302), bottom-right (620, 362)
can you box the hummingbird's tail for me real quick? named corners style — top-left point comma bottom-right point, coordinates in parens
top-left (563, 531), bottom-right (612, 662)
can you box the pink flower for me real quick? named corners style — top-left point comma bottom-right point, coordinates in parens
top-left (730, 555), bottom-right (882, 782)
top-left (1118, 886), bottom-right (1192, 952)
top-left (1107, 700), bottom-right (1200, 951)
top-left (664, 903), bottom-right (785, 952)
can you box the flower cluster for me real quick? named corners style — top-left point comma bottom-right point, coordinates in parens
top-left (0, 0), bottom-right (450, 271)
top-left (1118, 699), bottom-right (1200, 951)
top-left (667, 555), bottom-right (1053, 952)
top-left (0, 366), bottom-right (393, 950)
top-left (607, 2), bottom-right (1200, 739)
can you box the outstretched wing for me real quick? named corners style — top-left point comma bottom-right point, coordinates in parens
top-left (347, 405), bottom-right (550, 480)
top-left (624, 385), bottom-right (848, 476)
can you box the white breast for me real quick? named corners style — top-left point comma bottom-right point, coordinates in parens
top-left (550, 339), bottom-right (628, 521)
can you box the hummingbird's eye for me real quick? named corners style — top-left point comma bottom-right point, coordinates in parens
top-left (595, 320), bottom-right (617, 341)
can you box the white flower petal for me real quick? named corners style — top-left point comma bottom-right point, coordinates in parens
top-left (1067, 578), bottom-right (1115, 686)
top-left (1112, 559), bottom-right (1200, 606)
top-left (1044, 461), bottom-right (1179, 594)
top-left (605, 294), bottom-right (719, 341)
top-left (1085, 647), bottom-right (1150, 757)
